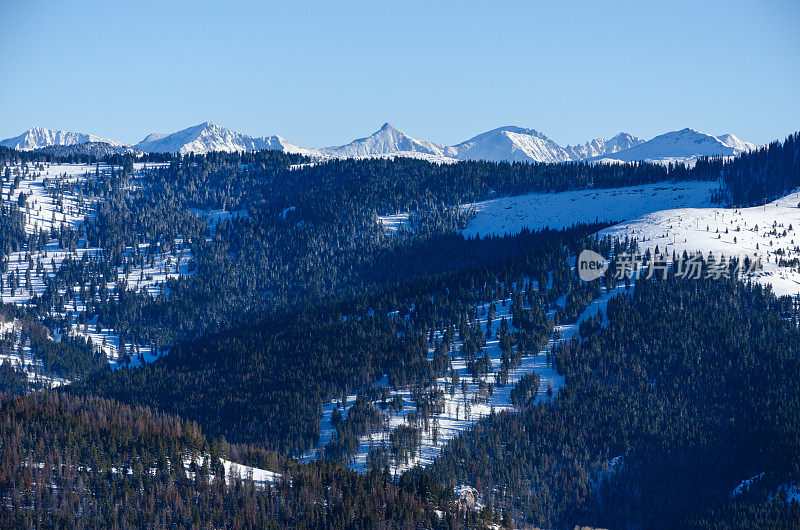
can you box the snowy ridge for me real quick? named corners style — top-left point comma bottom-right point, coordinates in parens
top-left (378, 181), bottom-right (718, 239)
top-left (563, 132), bottom-right (645, 160)
top-left (133, 121), bottom-right (317, 156)
top-left (0, 127), bottom-right (122, 150)
top-left (453, 128), bottom-right (647, 164)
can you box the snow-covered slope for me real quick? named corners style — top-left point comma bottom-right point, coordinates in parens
top-left (321, 123), bottom-right (456, 159)
top-left (134, 121), bottom-right (317, 156)
top-left (1, 161), bottom-right (186, 370)
top-left (601, 190), bottom-right (800, 296)
top-left (304, 279), bottom-right (627, 474)
top-left (459, 181), bottom-right (718, 238)
top-left (592, 128), bottom-right (753, 164)
top-left (453, 126), bottom-right (570, 163)
top-left (716, 133), bottom-right (757, 153)
top-left (0, 127), bottom-right (122, 150)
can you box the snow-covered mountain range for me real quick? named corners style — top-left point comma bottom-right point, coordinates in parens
top-left (450, 127), bottom-right (646, 163)
top-left (1, 122), bottom-right (758, 164)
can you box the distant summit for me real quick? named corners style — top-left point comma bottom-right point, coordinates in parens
top-left (591, 128), bottom-right (756, 164)
top-left (320, 123), bottom-right (456, 158)
top-left (0, 127), bottom-right (122, 150)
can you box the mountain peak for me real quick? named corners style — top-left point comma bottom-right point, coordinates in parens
top-left (322, 123), bottom-right (452, 159)
top-left (609, 132), bottom-right (637, 141)
top-left (193, 121), bottom-right (220, 133)
top-left (716, 133), bottom-right (757, 153)
top-left (494, 126), bottom-right (546, 138)
top-left (454, 126), bottom-right (571, 163)
top-left (139, 132), bottom-right (166, 144)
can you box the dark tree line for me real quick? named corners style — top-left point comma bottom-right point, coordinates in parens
top-left (705, 131), bottom-right (800, 206)
top-left (0, 391), bottom-right (488, 528)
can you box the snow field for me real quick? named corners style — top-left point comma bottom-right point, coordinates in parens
top-left (460, 181), bottom-right (718, 238)
top-left (601, 190), bottom-right (800, 296)
top-left (376, 213), bottom-right (412, 231)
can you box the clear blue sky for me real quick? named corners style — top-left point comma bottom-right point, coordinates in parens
top-left (1, 0), bottom-right (798, 147)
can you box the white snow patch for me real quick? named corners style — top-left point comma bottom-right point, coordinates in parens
top-left (377, 213), bottom-right (411, 232)
top-left (462, 181), bottom-right (717, 238)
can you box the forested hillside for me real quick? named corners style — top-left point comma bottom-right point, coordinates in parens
top-left (74, 225), bottom-right (605, 455)
top-left (0, 392), bottom-right (482, 528)
top-left (428, 271), bottom-right (800, 528)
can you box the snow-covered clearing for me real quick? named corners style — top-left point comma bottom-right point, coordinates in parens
top-left (601, 190), bottom-right (800, 296)
top-left (183, 455), bottom-right (281, 488)
top-left (461, 181), bottom-right (717, 238)
top-left (220, 458), bottom-right (281, 487)
top-left (377, 213), bottom-right (412, 231)
top-left (27, 453), bottom-right (281, 491)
